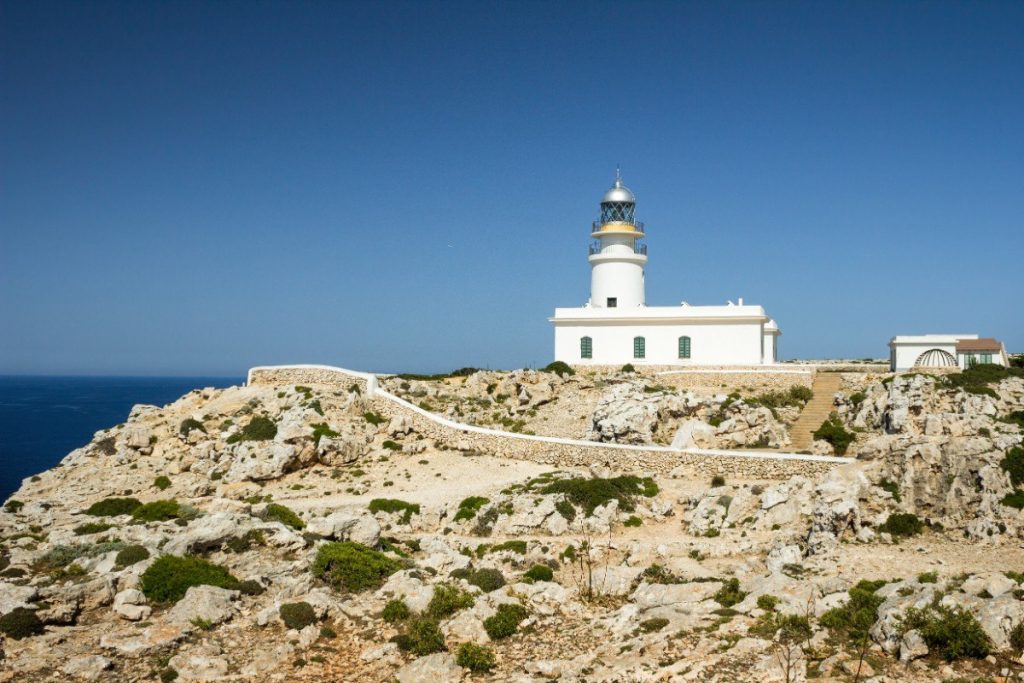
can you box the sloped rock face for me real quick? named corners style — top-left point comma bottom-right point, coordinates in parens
top-left (826, 374), bottom-right (1024, 540)
top-left (588, 381), bottom-right (791, 448)
top-left (841, 374), bottom-right (1024, 439)
top-left (2, 367), bottom-right (1023, 683)
top-left (588, 382), bottom-right (663, 444)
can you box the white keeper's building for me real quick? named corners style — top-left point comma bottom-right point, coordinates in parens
top-left (888, 334), bottom-right (1010, 371)
top-left (550, 175), bottom-right (781, 367)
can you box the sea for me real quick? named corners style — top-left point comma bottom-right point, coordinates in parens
top-left (0, 376), bottom-right (241, 503)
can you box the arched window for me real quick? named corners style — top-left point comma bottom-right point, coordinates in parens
top-left (678, 336), bottom-right (691, 359)
top-left (633, 336), bottom-right (645, 359)
top-left (580, 336), bottom-right (592, 359)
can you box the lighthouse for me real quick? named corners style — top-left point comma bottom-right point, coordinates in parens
top-left (588, 172), bottom-right (647, 309)
top-left (551, 172), bottom-right (782, 366)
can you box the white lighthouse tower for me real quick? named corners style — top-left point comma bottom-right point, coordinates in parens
top-left (552, 172), bottom-right (782, 366)
top-left (588, 172), bottom-right (647, 309)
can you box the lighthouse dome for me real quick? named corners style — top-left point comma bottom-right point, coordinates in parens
top-left (602, 178), bottom-right (635, 204)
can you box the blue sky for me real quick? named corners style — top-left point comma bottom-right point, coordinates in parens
top-left (2, 1), bottom-right (1021, 375)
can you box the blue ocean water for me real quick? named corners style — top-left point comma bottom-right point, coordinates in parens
top-left (0, 376), bottom-right (240, 502)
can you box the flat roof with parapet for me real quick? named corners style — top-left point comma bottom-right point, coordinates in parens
top-left (889, 334), bottom-right (979, 345)
top-left (551, 303), bottom-right (770, 323)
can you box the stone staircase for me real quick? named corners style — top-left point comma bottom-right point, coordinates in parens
top-left (789, 372), bottom-right (844, 452)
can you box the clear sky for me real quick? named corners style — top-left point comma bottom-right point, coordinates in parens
top-left (2, 1), bottom-right (1022, 376)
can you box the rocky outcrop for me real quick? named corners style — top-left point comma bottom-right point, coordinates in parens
top-left (588, 381), bottom-right (791, 448)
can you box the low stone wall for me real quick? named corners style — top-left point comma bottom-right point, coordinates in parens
top-left (655, 372), bottom-right (814, 395)
top-left (247, 364), bottom-right (849, 480)
top-left (247, 365), bottom-right (371, 393)
top-left (370, 393), bottom-right (843, 480)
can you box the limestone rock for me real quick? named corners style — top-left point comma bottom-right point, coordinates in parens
top-left (305, 511), bottom-right (380, 546)
top-left (113, 589), bottom-right (151, 621)
top-left (899, 629), bottom-right (928, 661)
top-left (169, 644), bottom-right (229, 682)
top-left (395, 652), bottom-right (461, 683)
top-left (62, 655), bottom-right (113, 681)
top-left (165, 585), bottom-right (239, 627)
top-left (225, 442), bottom-right (298, 482)
top-left (671, 419), bottom-right (717, 449)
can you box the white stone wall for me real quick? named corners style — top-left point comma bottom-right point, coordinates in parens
top-left (763, 331), bottom-right (777, 364)
top-left (554, 321), bottom-right (766, 366)
top-left (891, 342), bottom-right (958, 371)
top-left (245, 363), bottom-right (851, 480)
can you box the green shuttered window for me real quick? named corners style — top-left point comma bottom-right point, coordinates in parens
top-left (580, 336), bottom-right (592, 359)
top-left (678, 336), bottom-right (691, 359)
top-left (633, 336), bottom-right (645, 359)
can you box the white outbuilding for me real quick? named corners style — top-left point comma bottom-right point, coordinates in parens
top-left (889, 334), bottom-right (1010, 371)
top-left (550, 174), bottom-right (781, 367)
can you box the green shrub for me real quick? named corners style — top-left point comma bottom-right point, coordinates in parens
top-left (0, 608), bottom-right (44, 639)
top-left (901, 604), bottom-right (991, 661)
top-left (4, 500), bottom-right (24, 514)
top-left (132, 499), bottom-right (182, 522)
top-left (483, 602), bottom-right (528, 640)
top-left (362, 411), bottom-right (386, 426)
top-left (225, 416), bottom-right (277, 443)
top-left (849, 391), bottom-right (867, 406)
top-left (179, 418), bottom-right (206, 436)
top-left (115, 544), bottom-right (150, 568)
top-left (713, 578), bottom-right (747, 607)
top-left (524, 564), bottom-right (553, 582)
top-left (154, 476), bottom-right (172, 491)
top-left (487, 539), bottom-right (527, 555)
top-left (453, 496), bottom-right (489, 522)
top-left (623, 515), bottom-right (642, 527)
top-left (710, 475), bottom-right (726, 487)
top-left (85, 497), bottom-right (142, 517)
top-left (947, 363), bottom-right (1023, 392)
top-left (262, 503), bottom-right (305, 530)
top-left (1000, 447), bottom-right (1024, 487)
top-left (225, 529), bottom-right (266, 553)
top-left (879, 478), bottom-right (902, 503)
top-left (641, 564), bottom-right (685, 584)
top-left (820, 580), bottom-right (886, 644)
top-left (1010, 621), bottom-right (1024, 652)
top-left (537, 475), bottom-right (657, 515)
top-left (453, 567), bottom-right (505, 592)
top-left (426, 583), bottom-right (475, 619)
top-left (757, 594), bottom-right (780, 611)
top-left (381, 598), bottom-right (410, 624)
top-left (368, 498), bottom-right (420, 524)
top-left (279, 602), bottom-right (317, 630)
top-left (74, 522), bottom-right (113, 536)
top-left (554, 499), bottom-right (576, 522)
top-left (159, 669), bottom-right (178, 682)
top-left (382, 440), bottom-right (401, 450)
top-left (140, 555), bottom-right (240, 603)
top-left (37, 544), bottom-right (89, 571)
top-left (621, 363), bottom-right (635, 373)
top-left (813, 414), bottom-right (855, 455)
top-left (1001, 490), bottom-right (1024, 509)
top-left (456, 642), bottom-right (496, 672)
top-left (393, 616), bottom-right (446, 655)
top-left (311, 541), bottom-right (402, 593)
top-left (639, 617), bottom-right (669, 633)
top-left (311, 422), bottom-right (339, 446)
top-left (918, 571), bottom-right (938, 584)
top-left (542, 361), bottom-right (575, 377)
top-left (878, 512), bottom-right (923, 538)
